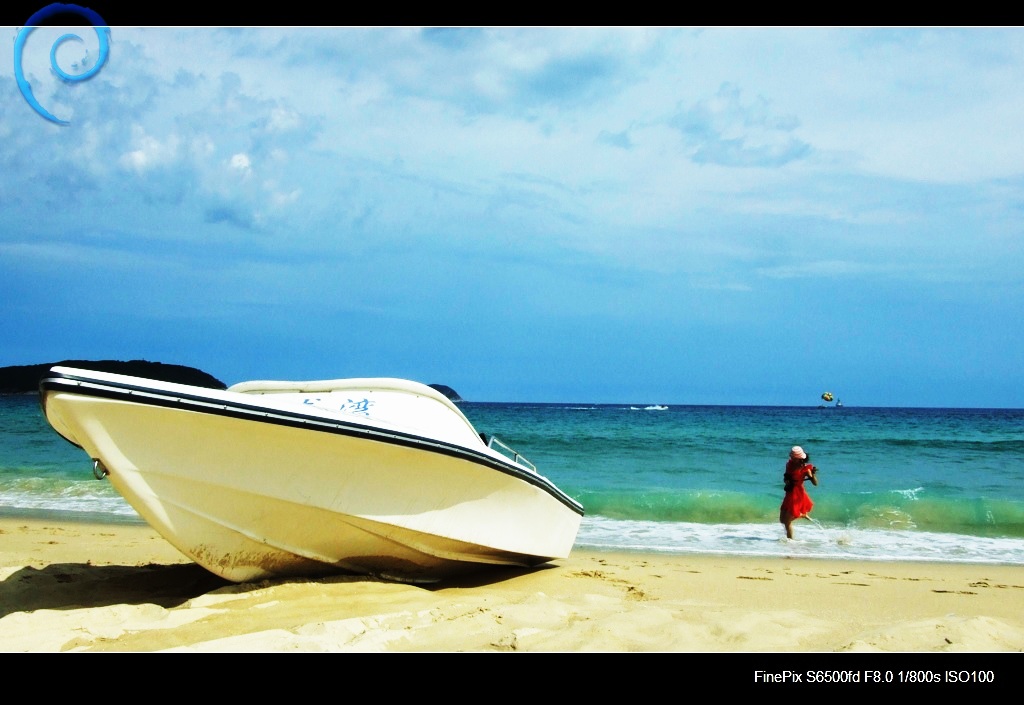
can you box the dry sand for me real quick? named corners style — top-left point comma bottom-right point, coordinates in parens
top-left (1, 516), bottom-right (1023, 657)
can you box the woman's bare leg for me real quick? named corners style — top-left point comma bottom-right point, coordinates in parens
top-left (781, 512), bottom-right (795, 539)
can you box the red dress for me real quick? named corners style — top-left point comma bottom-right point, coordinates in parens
top-left (780, 460), bottom-right (815, 519)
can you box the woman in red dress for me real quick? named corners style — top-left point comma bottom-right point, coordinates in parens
top-left (779, 445), bottom-right (818, 539)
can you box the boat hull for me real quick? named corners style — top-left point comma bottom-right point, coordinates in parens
top-left (40, 368), bottom-right (583, 583)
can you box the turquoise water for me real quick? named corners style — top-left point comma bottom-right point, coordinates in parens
top-left (3, 395), bottom-right (1024, 565)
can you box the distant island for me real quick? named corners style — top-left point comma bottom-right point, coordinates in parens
top-left (0, 360), bottom-right (464, 401)
top-left (428, 384), bottom-right (463, 402)
top-left (0, 360), bottom-right (227, 394)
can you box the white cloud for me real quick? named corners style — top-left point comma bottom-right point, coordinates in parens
top-left (230, 152), bottom-right (251, 172)
top-left (268, 187), bottom-right (301, 207)
top-left (118, 126), bottom-right (180, 173)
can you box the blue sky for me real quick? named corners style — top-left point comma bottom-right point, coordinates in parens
top-left (2, 26), bottom-right (1023, 407)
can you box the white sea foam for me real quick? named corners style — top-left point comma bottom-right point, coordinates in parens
top-left (575, 515), bottom-right (1024, 566)
top-left (0, 483), bottom-right (137, 518)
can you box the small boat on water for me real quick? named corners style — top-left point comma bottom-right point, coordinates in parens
top-left (39, 366), bottom-right (584, 583)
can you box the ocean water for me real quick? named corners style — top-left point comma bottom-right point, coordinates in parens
top-left (2, 394), bottom-right (1024, 566)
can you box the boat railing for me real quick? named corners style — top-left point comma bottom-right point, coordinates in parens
top-left (487, 436), bottom-right (537, 473)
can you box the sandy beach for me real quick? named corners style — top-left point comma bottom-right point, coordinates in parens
top-left (1, 516), bottom-right (1022, 658)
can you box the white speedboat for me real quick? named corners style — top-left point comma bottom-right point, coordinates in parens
top-left (39, 366), bottom-right (583, 583)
